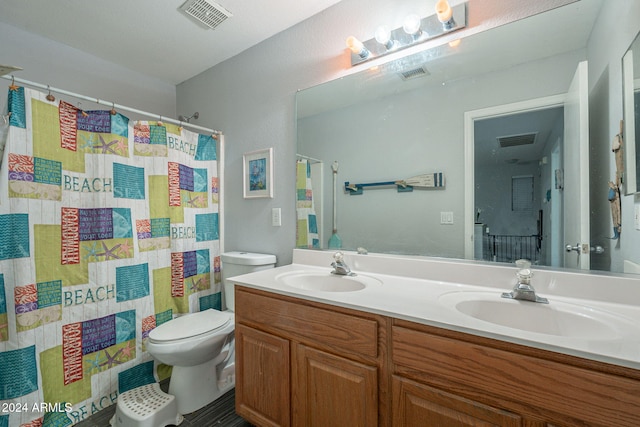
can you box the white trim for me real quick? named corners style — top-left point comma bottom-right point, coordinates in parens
top-left (622, 50), bottom-right (637, 195)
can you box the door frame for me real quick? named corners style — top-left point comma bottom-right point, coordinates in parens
top-left (463, 94), bottom-right (566, 260)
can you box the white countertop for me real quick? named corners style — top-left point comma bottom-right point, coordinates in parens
top-left (229, 249), bottom-right (640, 370)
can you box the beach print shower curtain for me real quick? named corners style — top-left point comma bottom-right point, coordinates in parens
top-left (0, 86), bottom-right (222, 427)
top-left (295, 159), bottom-right (319, 249)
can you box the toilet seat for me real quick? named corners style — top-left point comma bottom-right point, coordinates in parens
top-left (149, 309), bottom-right (231, 343)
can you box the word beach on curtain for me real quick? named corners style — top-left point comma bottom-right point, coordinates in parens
top-left (0, 86), bottom-right (222, 427)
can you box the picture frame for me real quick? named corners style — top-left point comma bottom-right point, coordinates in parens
top-left (243, 147), bottom-right (274, 198)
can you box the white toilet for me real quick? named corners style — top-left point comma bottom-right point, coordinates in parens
top-left (146, 251), bottom-right (276, 416)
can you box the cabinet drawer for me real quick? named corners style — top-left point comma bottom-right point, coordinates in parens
top-left (392, 325), bottom-right (640, 426)
top-left (236, 286), bottom-right (378, 358)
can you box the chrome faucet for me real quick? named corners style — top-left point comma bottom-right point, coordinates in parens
top-left (330, 251), bottom-right (354, 276)
top-left (501, 259), bottom-right (549, 304)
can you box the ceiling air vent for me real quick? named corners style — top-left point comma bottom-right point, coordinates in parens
top-left (497, 132), bottom-right (537, 148)
top-left (398, 66), bottom-right (430, 81)
top-left (179, 0), bottom-right (233, 30)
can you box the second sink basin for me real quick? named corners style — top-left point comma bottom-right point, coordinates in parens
top-left (275, 271), bottom-right (382, 292)
top-left (439, 291), bottom-right (637, 340)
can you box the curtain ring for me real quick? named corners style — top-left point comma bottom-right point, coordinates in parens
top-left (77, 102), bottom-right (88, 117)
top-left (110, 102), bottom-right (117, 116)
top-left (9, 76), bottom-right (19, 91)
top-left (46, 85), bottom-right (55, 102)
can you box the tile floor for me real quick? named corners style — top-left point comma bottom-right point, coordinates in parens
top-left (74, 386), bottom-right (252, 427)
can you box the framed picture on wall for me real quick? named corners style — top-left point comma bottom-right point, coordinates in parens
top-left (243, 147), bottom-right (273, 198)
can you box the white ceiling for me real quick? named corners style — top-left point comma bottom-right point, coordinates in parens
top-left (0, 0), bottom-right (343, 85)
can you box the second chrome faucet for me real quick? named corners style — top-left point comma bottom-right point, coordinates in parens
top-left (501, 259), bottom-right (549, 304)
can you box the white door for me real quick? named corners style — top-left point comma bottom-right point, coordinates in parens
top-left (562, 61), bottom-right (590, 269)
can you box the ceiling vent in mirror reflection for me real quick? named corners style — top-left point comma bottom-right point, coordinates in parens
top-left (179, 0), bottom-right (233, 30)
top-left (399, 66), bottom-right (430, 81)
top-left (497, 132), bottom-right (538, 148)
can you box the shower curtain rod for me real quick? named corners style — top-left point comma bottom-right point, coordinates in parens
top-left (1, 75), bottom-right (221, 135)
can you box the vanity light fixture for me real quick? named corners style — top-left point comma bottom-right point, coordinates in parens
top-left (346, 0), bottom-right (466, 66)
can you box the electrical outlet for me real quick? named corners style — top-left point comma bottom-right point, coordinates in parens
top-left (272, 208), bottom-right (282, 227)
top-left (440, 211), bottom-right (454, 225)
top-left (635, 204), bottom-right (640, 230)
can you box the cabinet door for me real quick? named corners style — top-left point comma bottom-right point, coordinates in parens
top-left (392, 376), bottom-right (523, 427)
top-left (236, 324), bottom-right (290, 427)
top-left (293, 343), bottom-right (378, 427)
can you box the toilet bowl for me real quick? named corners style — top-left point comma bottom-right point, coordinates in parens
top-left (146, 252), bottom-right (276, 416)
top-left (146, 309), bottom-right (235, 415)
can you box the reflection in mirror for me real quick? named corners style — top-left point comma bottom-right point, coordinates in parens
top-left (296, 0), bottom-right (639, 275)
top-left (473, 107), bottom-right (564, 267)
top-left (623, 30), bottom-right (640, 195)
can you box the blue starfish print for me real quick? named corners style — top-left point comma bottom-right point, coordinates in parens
top-left (85, 352), bottom-right (106, 374)
top-left (78, 133), bottom-right (97, 150)
top-left (92, 134), bottom-right (119, 154)
top-left (82, 241), bottom-right (101, 262)
top-left (100, 348), bottom-right (123, 369)
top-left (96, 241), bottom-right (122, 260)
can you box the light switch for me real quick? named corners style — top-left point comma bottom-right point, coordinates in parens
top-left (440, 211), bottom-right (454, 225)
top-left (272, 208), bottom-right (282, 226)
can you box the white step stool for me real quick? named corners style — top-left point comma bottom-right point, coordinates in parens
top-left (110, 383), bottom-right (183, 427)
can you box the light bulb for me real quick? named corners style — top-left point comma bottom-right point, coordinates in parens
top-left (435, 0), bottom-right (453, 22)
top-left (374, 25), bottom-right (391, 45)
top-left (346, 36), bottom-right (369, 59)
top-left (374, 25), bottom-right (395, 50)
top-left (435, 0), bottom-right (456, 29)
top-left (402, 14), bottom-right (422, 36)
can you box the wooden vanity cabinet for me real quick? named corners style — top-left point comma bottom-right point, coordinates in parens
top-left (235, 286), bottom-right (640, 427)
top-left (234, 286), bottom-right (390, 427)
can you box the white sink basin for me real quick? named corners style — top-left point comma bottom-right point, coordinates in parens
top-left (439, 291), bottom-right (638, 339)
top-left (275, 271), bottom-right (382, 292)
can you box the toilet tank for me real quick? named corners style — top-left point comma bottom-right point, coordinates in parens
top-left (221, 251), bottom-right (276, 311)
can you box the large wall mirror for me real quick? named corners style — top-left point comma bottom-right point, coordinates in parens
top-left (623, 30), bottom-right (640, 194)
top-left (296, 0), bottom-right (639, 275)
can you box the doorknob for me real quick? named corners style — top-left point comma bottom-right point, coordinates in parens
top-left (590, 245), bottom-right (605, 254)
top-left (565, 243), bottom-right (589, 254)
top-left (565, 243), bottom-right (581, 253)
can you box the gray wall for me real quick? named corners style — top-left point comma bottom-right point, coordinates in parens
top-left (0, 22), bottom-right (176, 119)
